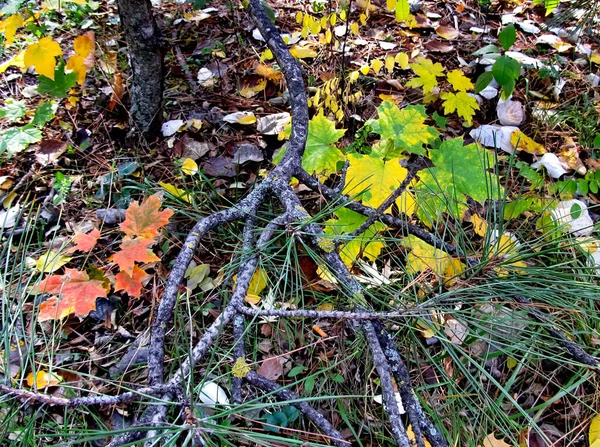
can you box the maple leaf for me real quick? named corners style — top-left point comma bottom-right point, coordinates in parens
top-left (34, 268), bottom-right (108, 321)
top-left (402, 235), bottom-right (465, 278)
top-left (440, 91), bottom-right (479, 125)
top-left (324, 207), bottom-right (386, 267)
top-left (69, 228), bottom-right (101, 253)
top-left (415, 137), bottom-right (503, 222)
top-left (343, 152), bottom-right (416, 214)
top-left (115, 265), bottom-right (149, 297)
top-left (66, 32), bottom-right (95, 85)
top-left (302, 115), bottom-right (346, 176)
top-left (372, 102), bottom-right (439, 156)
top-left (112, 238), bottom-right (160, 275)
top-left (24, 37), bottom-right (62, 79)
top-left (37, 60), bottom-right (78, 98)
top-left (0, 14), bottom-right (24, 45)
top-left (120, 194), bottom-right (174, 239)
top-left (446, 69), bottom-right (473, 91)
top-left (406, 57), bottom-right (445, 94)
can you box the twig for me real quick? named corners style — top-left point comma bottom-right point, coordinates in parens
top-left (513, 295), bottom-right (600, 371)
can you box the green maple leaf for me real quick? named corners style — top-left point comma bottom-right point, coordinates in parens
top-left (37, 60), bottom-right (77, 98)
top-left (406, 57), bottom-right (445, 94)
top-left (302, 114), bottom-right (346, 175)
top-left (440, 91), bottom-right (479, 125)
top-left (0, 99), bottom-right (26, 122)
top-left (0, 125), bottom-right (42, 156)
top-left (31, 101), bottom-right (55, 127)
top-left (415, 137), bottom-right (503, 223)
top-left (324, 207), bottom-right (386, 267)
top-left (372, 102), bottom-right (439, 156)
top-left (343, 152), bottom-right (416, 214)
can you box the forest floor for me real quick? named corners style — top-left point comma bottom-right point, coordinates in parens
top-left (1, 0), bottom-right (600, 446)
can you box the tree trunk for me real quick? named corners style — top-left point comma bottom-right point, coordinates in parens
top-left (116, 0), bottom-right (164, 137)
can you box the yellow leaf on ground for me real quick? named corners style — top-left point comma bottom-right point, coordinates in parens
top-left (447, 69), bottom-right (474, 91)
top-left (385, 55), bottom-right (395, 72)
top-left (34, 250), bottom-right (71, 273)
top-left (26, 371), bottom-right (63, 388)
top-left (239, 78), bottom-right (266, 98)
top-left (395, 52), bottom-right (409, 69)
top-left (0, 50), bottom-right (26, 73)
top-left (255, 64), bottom-right (282, 82)
top-left (232, 358), bottom-right (251, 378)
top-left (402, 235), bottom-right (465, 279)
top-left (407, 425), bottom-right (432, 446)
top-left (481, 433), bottom-right (511, 447)
top-left (159, 182), bottom-right (191, 203)
top-left (289, 44), bottom-right (317, 59)
top-left (589, 414), bottom-right (600, 446)
top-left (181, 158), bottom-right (198, 175)
top-left (470, 214), bottom-right (488, 237)
top-left (24, 37), bottom-right (62, 79)
top-left (0, 14), bottom-right (24, 45)
top-left (510, 130), bottom-right (546, 155)
top-left (66, 32), bottom-right (95, 85)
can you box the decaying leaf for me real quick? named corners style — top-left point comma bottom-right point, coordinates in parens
top-left (26, 371), bottom-right (63, 388)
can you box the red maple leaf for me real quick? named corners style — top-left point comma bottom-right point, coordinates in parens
top-left (114, 265), bottom-right (149, 297)
top-left (68, 228), bottom-right (101, 253)
top-left (35, 268), bottom-right (109, 321)
top-left (112, 237), bottom-right (160, 275)
top-left (120, 194), bottom-right (174, 239)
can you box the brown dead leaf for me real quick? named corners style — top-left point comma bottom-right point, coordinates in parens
top-left (108, 73), bottom-right (124, 111)
top-left (424, 40), bottom-right (455, 53)
top-left (257, 356), bottom-right (284, 381)
top-left (436, 26), bottom-right (459, 40)
top-left (35, 139), bottom-right (68, 166)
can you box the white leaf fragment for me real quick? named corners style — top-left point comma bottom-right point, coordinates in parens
top-left (222, 111), bottom-right (256, 124)
top-left (198, 381), bottom-right (230, 408)
top-left (551, 199), bottom-right (595, 237)
top-left (0, 204), bottom-right (20, 229)
top-left (531, 153), bottom-right (568, 178)
top-left (470, 125), bottom-right (518, 154)
top-left (373, 392), bottom-right (405, 414)
top-left (161, 120), bottom-right (184, 137)
top-left (496, 99), bottom-right (524, 126)
top-left (257, 112), bottom-right (290, 135)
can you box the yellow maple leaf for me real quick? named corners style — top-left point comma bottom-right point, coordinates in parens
top-left (406, 57), bottom-right (445, 94)
top-left (440, 91), bottom-right (479, 125)
top-left (402, 235), bottom-right (465, 279)
top-left (66, 32), bottom-right (95, 85)
top-left (24, 37), bottom-right (62, 79)
top-left (0, 14), bottom-right (24, 45)
top-left (447, 69), bottom-right (473, 91)
top-left (344, 153), bottom-right (415, 213)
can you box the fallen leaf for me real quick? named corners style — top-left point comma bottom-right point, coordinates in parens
top-left (112, 238), bottom-right (160, 275)
top-left (107, 72), bottom-right (124, 111)
top-left (160, 182), bottom-right (192, 202)
top-left (34, 250), bottom-right (71, 273)
top-left (161, 119), bottom-right (184, 137)
top-left (198, 381), bottom-right (230, 407)
top-left (481, 433), bottom-right (511, 447)
top-left (223, 111), bottom-right (256, 124)
top-left (69, 228), bottom-right (101, 253)
top-left (289, 44), bottom-right (318, 58)
top-left (26, 371), bottom-right (62, 388)
top-left (120, 194), bottom-right (173, 239)
top-left (257, 356), bottom-right (284, 381)
top-left (35, 268), bottom-right (109, 320)
top-left (181, 158), bottom-right (198, 175)
top-left (436, 25), bottom-right (459, 40)
top-left (34, 139), bottom-right (68, 166)
top-left (115, 265), bottom-right (149, 297)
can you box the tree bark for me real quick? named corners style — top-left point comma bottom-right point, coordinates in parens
top-left (116, 0), bottom-right (164, 137)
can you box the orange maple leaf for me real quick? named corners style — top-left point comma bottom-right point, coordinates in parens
top-left (112, 238), bottom-right (160, 275)
top-left (120, 194), bottom-right (173, 239)
top-left (69, 228), bottom-right (101, 253)
top-left (115, 265), bottom-right (149, 297)
top-left (35, 268), bottom-right (108, 321)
